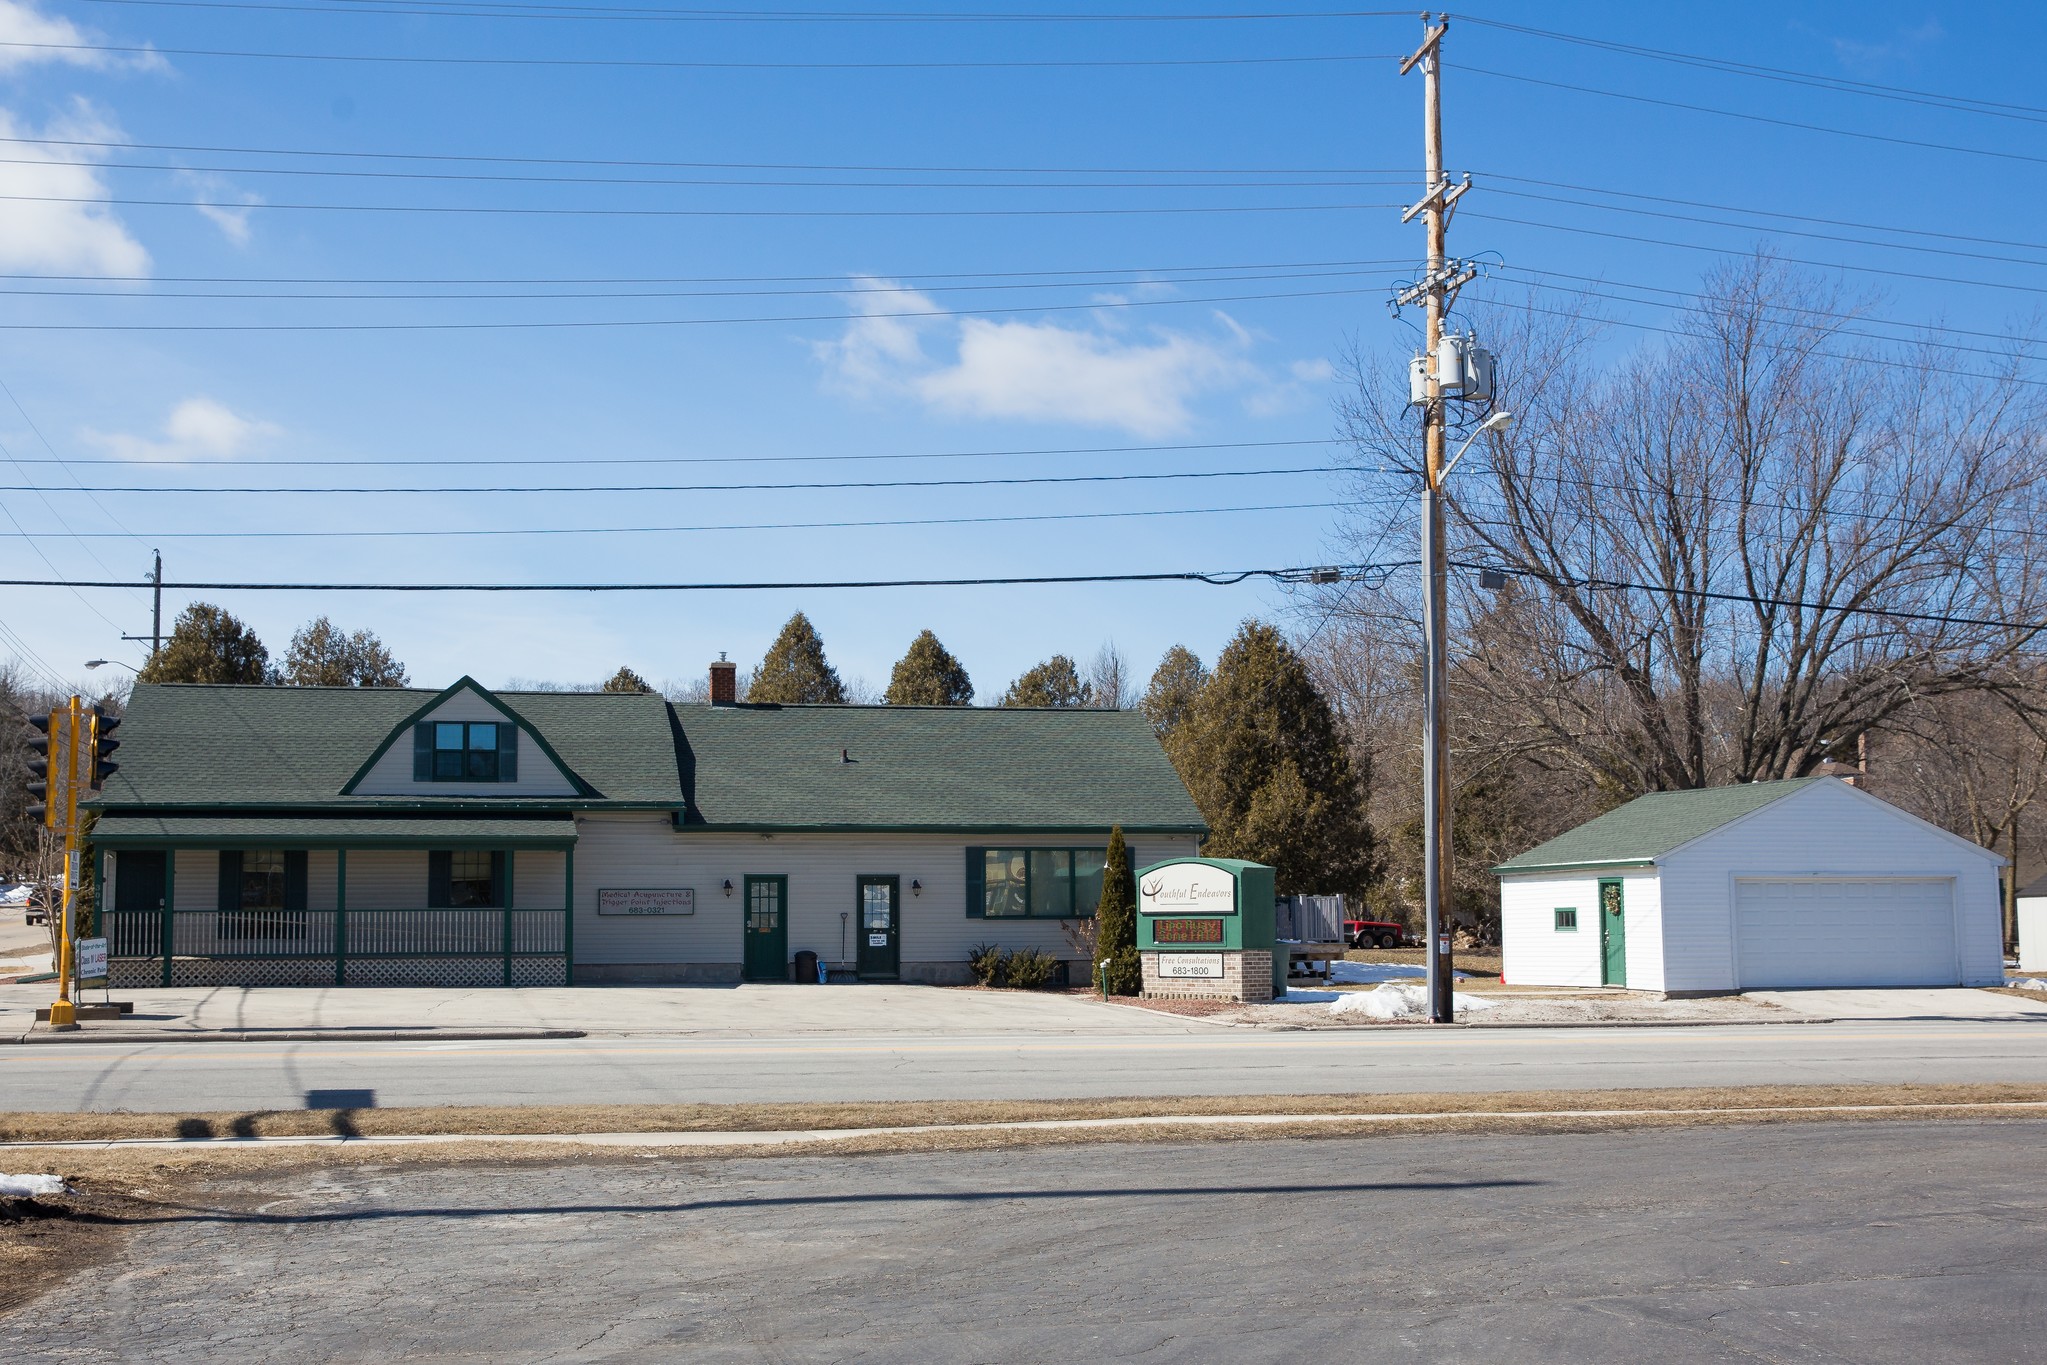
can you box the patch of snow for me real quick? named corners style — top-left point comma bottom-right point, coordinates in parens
top-left (0, 1174), bottom-right (69, 1198)
top-left (1279, 989), bottom-right (1342, 1003)
top-left (1328, 961), bottom-right (1473, 985)
top-left (1328, 982), bottom-right (1497, 1020)
top-left (2010, 978), bottom-right (2047, 993)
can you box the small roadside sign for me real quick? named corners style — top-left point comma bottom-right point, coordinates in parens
top-left (75, 936), bottom-right (108, 983)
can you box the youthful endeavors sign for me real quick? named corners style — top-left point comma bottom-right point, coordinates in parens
top-left (1139, 861), bottom-right (1239, 915)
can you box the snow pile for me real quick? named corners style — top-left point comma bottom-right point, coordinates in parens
top-left (2010, 978), bottom-right (2047, 993)
top-left (1328, 960), bottom-right (1472, 985)
top-left (1329, 982), bottom-right (1497, 1020)
top-left (0, 1174), bottom-right (69, 1198)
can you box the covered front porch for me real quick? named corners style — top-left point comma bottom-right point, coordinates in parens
top-left (92, 815), bottom-right (578, 988)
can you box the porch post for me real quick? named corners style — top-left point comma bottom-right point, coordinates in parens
top-left (334, 849), bottom-right (348, 987)
top-left (563, 843), bottom-right (575, 987)
top-left (160, 847), bottom-right (174, 987)
top-left (502, 848), bottom-right (516, 988)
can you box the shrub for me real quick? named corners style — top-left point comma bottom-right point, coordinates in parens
top-left (1003, 947), bottom-right (1061, 991)
top-left (967, 942), bottom-right (1005, 987)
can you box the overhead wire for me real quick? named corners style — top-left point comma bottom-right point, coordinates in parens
top-left (70, 1), bottom-right (1414, 24)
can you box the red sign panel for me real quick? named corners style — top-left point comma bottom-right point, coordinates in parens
top-left (1153, 918), bottom-right (1224, 944)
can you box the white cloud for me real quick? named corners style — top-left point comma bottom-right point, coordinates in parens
top-left (813, 279), bottom-right (1318, 437)
top-left (0, 1), bottom-right (165, 73)
top-left (0, 100), bottom-right (148, 276)
top-left (179, 170), bottom-right (261, 246)
top-left (84, 398), bottom-right (281, 464)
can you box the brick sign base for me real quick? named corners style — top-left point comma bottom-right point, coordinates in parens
top-left (1139, 949), bottom-right (1273, 1004)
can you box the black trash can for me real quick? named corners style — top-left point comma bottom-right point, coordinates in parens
top-left (793, 949), bottom-right (820, 984)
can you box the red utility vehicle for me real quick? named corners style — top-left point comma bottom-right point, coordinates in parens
top-left (1344, 919), bottom-right (1408, 950)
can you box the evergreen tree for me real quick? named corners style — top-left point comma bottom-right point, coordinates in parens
top-left (1096, 825), bottom-right (1142, 995)
top-left (1141, 644), bottom-right (1208, 737)
top-left (602, 666), bottom-right (653, 694)
top-left (137, 604), bottom-right (270, 684)
top-left (884, 630), bottom-right (973, 706)
top-left (1164, 620), bottom-right (1377, 896)
top-left (747, 612), bottom-right (847, 704)
top-left (999, 654), bottom-right (1092, 708)
top-left (279, 617), bottom-right (409, 687)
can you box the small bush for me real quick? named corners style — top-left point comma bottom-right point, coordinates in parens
top-left (967, 942), bottom-right (1005, 987)
top-left (1003, 947), bottom-right (1061, 991)
top-left (1101, 947), bottom-right (1143, 996)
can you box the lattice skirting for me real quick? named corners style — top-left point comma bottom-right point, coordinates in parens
top-left (110, 957), bottom-right (569, 988)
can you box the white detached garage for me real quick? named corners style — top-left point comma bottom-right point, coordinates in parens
top-left (1495, 778), bottom-right (2005, 993)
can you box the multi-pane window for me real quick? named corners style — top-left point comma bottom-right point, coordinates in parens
top-left (218, 849), bottom-right (307, 940)
top-left (979, 848), bottom-right (1108, 918)
top-left (447, 850), bottom-right (499, 908)
top-left (434, 722), bottom-right (500, 781)
top-left (1554, 907), bottom-right (1578, 931)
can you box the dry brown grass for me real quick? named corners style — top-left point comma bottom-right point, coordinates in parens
top-left (1985, 985), bottom-right (2047, 1002)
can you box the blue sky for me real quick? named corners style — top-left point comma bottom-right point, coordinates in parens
top-left (0, 1), bottom-right (2038, 700)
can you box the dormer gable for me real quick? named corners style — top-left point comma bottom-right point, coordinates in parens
top-left (343, 677), bottom-right (591, 798)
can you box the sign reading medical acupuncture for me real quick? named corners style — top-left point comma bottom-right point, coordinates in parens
top-left (1139, 862), bottom-right (1238, 915)
top-left (597, 888), bottom-right (695, 916)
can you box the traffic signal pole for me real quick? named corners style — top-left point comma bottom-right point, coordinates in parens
top-left (47, 696), bottom-right (81, 1031)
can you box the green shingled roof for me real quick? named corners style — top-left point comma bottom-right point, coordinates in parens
top-left (90, 684), bottom-right (1204, 834)
top-left (1492, 779), bottom-right (1830, 874)
top-left (93, 814), bottom-right (577, 847)
top-left (96, 682), bottom-right (683, 809)
top-left (674, 702), bottom-right (1204, 832)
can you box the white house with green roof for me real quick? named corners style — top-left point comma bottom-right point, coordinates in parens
top-left (86, 671), bottom-right (1206, 989)
top-left (1494, 777), bottom-right (2005, 993)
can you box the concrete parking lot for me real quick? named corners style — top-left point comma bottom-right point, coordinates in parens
top-left (4, 1119), bottom-right (2040, 1362)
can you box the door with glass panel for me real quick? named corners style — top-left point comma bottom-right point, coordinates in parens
top-left (855, 876), bottom-right (899, 981)
top-left (742, 875), bottom-right (788, 982)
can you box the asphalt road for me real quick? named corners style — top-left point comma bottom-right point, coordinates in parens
top-left (6, 1120), bottom-right (2042, 1362)
top-left (4, 1019), bottom-right (2047, 1112)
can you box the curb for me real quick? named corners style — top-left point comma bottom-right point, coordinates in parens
top-left (3, 1028), bottom-right (586, 1046)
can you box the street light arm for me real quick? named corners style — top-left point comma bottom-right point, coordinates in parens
top-left (1438, 409), bottom-right (1513, 484)
top-left (84, 659), bottom-right (140, 673)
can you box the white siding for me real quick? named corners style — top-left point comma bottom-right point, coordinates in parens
top-left (171, 847), bottom-right (216, 911)
top-left (2019, 896), bottom-right (2047, 973)
top-left (343, 849), bottom-right (428, 909)
top-left (1655, 780), bottom-right (2005, 990)
top-left (1500, 869), bottom-right (1660, 989)
top-left (570, 812), bottom-right (1197, 975)
top-left (353, 688), bottom-right (578, 797)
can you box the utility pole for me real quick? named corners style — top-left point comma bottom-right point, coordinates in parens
top-left (120, 550), bottom-right (164, 664)
top-left (1400, 14), bottom-right (1479, 1024)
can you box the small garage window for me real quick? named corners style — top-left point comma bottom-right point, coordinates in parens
top-left (1554, 907), bottom-right (1578, 931)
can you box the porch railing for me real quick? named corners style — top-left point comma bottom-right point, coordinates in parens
top-left (105, 907), bottom-right (568, 987)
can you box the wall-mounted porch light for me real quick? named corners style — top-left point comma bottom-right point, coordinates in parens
top-left (722, 879), bottom-right (734, 897)
top-left (911, 879), bottom-right (922, 896)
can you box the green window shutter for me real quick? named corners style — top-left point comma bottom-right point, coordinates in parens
top-left (965, 847), bottom-right (984, 918)
top-left (490, 851), bottom-right (507, 908)
top-left (497, 725), bottom-right (518, 783)
top-left (283, 851), bottom-right (309, 912)
top-left (413, 722), bottom-right (433, 781)
top-left (427, 850), bottom-right (452, 908)
top-left (216, 850), bottom-right (242, 913)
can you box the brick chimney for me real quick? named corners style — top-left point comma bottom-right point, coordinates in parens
top-left (709, 652), bottom-right (737, 705)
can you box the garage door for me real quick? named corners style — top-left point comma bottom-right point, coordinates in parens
top-left (1734, 878), bottom-right (1958, 988)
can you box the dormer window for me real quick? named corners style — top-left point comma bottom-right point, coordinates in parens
top-left (413, 719), bottom-right (519, 783)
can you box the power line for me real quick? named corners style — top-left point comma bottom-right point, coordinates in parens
top-left (1454, 15), bottom-right (2047, 125)
top-left (1, 39), bottom-right (1400, 69)
top-left (1462, 64), bottom-right (2047, 171)
top-left (0, 498), bottom-right (1353, 540)
top-left (0, 463), bottom-right (1346, 495)
top-left (72, 1), bottom-right (1410, 24)
top-left (0, 436), bottom-right (1341, 470)
top-left (0, 192), bottom-right (1401, 220)
top-left (0, 281), bottom-right (1378, 332)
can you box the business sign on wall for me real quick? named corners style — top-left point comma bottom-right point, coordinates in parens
top-left (1138, 862), bottom-right (1237, 916)
top-left (597, 888), bottom-right (695, 916)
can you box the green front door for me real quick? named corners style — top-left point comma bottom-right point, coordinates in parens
top-left (856, 876), bottom-right (900, 981)
top-left (1599, 879), bottom-right (1627, 987)
top-left (742, 875), bottom-right (788, 982)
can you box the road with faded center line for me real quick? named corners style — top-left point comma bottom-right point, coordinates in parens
top-left (5, 1019), bottom-right (2046, 1112)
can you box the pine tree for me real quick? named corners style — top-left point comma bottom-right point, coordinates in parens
top-left (137, 604), bottom-right (270, 684)
top-left (884, 630), bottom-right (973, 706)
top-left (1141, 644), bottom-right (1208, 737)
top-left (747, 612), bottom-right (847, 704)
top-left (998, 655), bottom-right (1092, 708)
top-left (1164, 620), bottom-right (1378, 896)
top-left (1096, 825), bottom-right (1142, 995)
top-left (279, 617), bottom-right (409, 687)
top-left (602, 666), bottom-right (653, 694)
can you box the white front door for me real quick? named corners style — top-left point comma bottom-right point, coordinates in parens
top-left (1734, 878), bottom-right (1958, 988)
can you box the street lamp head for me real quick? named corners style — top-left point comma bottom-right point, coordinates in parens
top-left (1480, 408), bottom-right (1513, 434)
top-left (84, 659), bottom-right (108, 669)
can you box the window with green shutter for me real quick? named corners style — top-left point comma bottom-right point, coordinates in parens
top-left (420, 721), bottom-right (518, 782)
top-left (969, 847), bottom-right (1108, 918)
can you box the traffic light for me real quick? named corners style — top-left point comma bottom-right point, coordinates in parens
top-left (23, 710), bottom-right (56, 826)
top-left (89, 705), bottom-right (120, 788)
